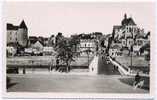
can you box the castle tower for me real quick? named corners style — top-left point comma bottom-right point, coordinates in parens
top-left (17, 20), bottom-right (28, 47)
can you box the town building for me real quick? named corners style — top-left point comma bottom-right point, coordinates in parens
top-left (78, 39), bottom-right (96, 56)
top-left (126, 37), bottom-right (134, 49)
top-left (28, 36), bottom-right (38, 47)
top-left (109, 44), bottom-right (122, 58)
top-left (7, 20), bottom-right (28, 47)
top-left (38, 36), bottom-right (49, 46)
top-left (109, 13), bottom-right (150, 57)
top-left (30, 40), bottom-right (44, 54)
top-left (135, 35), bottom-right (148, 47)
top-left (6, 46), bottom-right (17, 57)
top-left (103, 34), bottom-right (112, 48)
top-left (43, 46), bottom-right (57, 56)
top-left (74, 33), bottom-right (98, 56)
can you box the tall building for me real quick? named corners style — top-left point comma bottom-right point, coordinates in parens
top-left (111, 14), bottom-right (149, 49)
top-left (113, 13), bottom-right (144, 40)
top-left (7, 20), bottom-right (28, 47)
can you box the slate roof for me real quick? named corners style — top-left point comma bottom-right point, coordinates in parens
top-left (29, 36), bottom-right (38, 44)
top-left (33, 40), bottom-right (44, 46)
top-left (79, 34), bottom-right (94, 39)
top-left (19, 20), bottom-right (27, 29)
top-left (7, 23), bottom-right (18, 30)
top-left (145, 32), bottom-right (150, 39)
top-left (7, 20), bottom-right (27, 30)
top-left (113, 25), bottom-right (122, 30)
top-left (121, 17), bottom-right (136, 26)
top-left (119, 35), bottom-right (125, 39)
top-left (110, 44), bottom-right (121, 49)
top-left (135, 34), bottom-right (145, 39)
top-left (126, 36), bottom-right (133, 39)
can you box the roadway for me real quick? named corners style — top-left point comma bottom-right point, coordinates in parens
top-left (7, 74), bottom-right (148, 93)
top-left (97, 55), bottom-right (120, 75)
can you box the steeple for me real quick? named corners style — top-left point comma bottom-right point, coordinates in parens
top-left (19, 20), bottom-right (27, 29)
top-left (124, 13), bottom-right (127, 19)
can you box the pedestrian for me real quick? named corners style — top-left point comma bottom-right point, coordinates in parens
top-left (133, 72), bottom-right (141, 88)
top-left (56, 58), bottom-right (59, 71)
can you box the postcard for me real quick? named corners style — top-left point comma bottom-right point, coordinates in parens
top-left (2, 1), bottom-right (155, 99)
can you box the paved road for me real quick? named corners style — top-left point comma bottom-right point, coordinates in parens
top-left (7, 74), bottom-right (148, 93)
top-left (98, 55), bottom-right (120, 75)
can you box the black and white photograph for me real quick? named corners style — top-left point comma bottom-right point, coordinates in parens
top-left (3, 1), bottom-right (155, 98)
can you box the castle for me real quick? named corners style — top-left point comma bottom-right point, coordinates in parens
top-left (7, 20), bottom-right (28, 47)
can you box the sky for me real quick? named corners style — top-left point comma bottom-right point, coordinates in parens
top-left (4, 2), bottom-right (155, 37)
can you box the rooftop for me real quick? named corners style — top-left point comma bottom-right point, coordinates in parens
top-left (121, 14), bottom-right (136, 26)
top-left (7, 20), bottom-right (28, 30)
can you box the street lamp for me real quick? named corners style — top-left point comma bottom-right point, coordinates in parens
top-left (130, 45), bottom-right (133, 73)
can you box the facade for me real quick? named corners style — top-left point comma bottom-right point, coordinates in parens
top-left (78, 39), bottom-right (96, 56)
top-left (7, 20), bottom-right (28, 47)
top-left (135, 35), bottom-right (148, 47)
top-left (133, 45), bottom-right (141, 56)
top-left (110, 13), bottom-right (150, 56)
top-left (28, 36), bottom-right (38, 47)
top-left (109, 45), bottom-right (122, 58)
top-left (76, 34), bottom-right (98, 56)
top-left (113, 14), bottom-right (146, 42)
top-left (31, 40), bottom-right (44, 52)
top-left (24, 48), bottom-right (33, 54)
top-left (103, 34), bottom-right (112, 48)
top-left (121, 38), bottom-right (126, 47)
top-left (6, 46), bottom-right (17, 56)
top-left (38, 36), bottom-right (49, 46)
top-left (126, 37), bottom-right (134, 49)
top-left (43, 46), bottom-right (57, 56)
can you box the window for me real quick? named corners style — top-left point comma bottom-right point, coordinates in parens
top-left (88, 44), bottom-right (90, 47)
top-left (129, 27), bottom-right (131, 32)
top-left (123, 41), bottom-right (125, 45)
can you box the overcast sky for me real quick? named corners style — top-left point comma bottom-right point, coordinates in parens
top-left (5, 2), bottom-right (155, 37)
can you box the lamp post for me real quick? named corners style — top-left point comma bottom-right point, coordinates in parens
top-left (130, 45), bottom-right (133, 73)
top-left (87, 48), bottom-right (90, 67)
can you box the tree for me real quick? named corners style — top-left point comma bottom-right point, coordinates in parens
top-left (55, 32), bottom-right (64, 47)
top-left (56, 38), bottom-right (79, 72)
top-left (83, 48), bottom-right (93, 67)
top-left (70, 35), bottom-right (80, 53)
